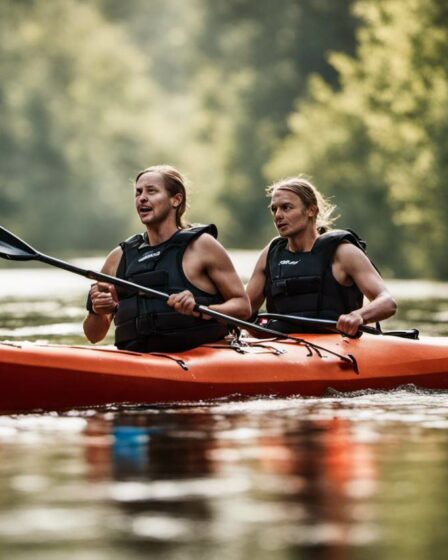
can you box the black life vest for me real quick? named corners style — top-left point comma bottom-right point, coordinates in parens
top-left (114, 224), bottom-right (228, 352)
top-left (265, 229), bottom-right (367, 324)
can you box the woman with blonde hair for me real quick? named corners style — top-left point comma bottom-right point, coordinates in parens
top-left (246, 176), bottom-right (397, 337)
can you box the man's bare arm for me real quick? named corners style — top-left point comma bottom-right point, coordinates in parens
top-left (168, 235), bottom-right (251, 320)
top-left (83, 247), bottom-right (123, 343)
top-left (205, 236), bottom-right (251, 319)
top-left (334, 243), bottom-right (397, 336)
top-left (246, 245), bottom-right (269, 316)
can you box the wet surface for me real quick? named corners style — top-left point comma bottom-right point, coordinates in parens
top-left (0, 267), bottom-right (447, 558)
top-left (1, 392), bottom-right (448, 559)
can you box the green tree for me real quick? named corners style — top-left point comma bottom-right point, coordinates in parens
top-left (268, 0), bottom-right (448, 278)
top-left (0, 0), bottom-right (362, 252)
top-left (0, 0), bottom-right (161, 251)
top-left (81, 0), bottom-right (215, 228)
top-left (184, 0), bottom-right (358, 246)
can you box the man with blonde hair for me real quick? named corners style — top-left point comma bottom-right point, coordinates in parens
top-left (84, 165), bottom-right (250, 352)
top-left (246, 177), bottom-right (397, 336)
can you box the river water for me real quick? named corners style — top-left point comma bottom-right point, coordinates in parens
top-left (0, 255), bottom-right (448, 559)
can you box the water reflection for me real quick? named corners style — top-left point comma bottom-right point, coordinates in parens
top-left (78, 408), bottom-right (379, 555)
top-left (1, 267), bottom-right (448, 558)
top-left (0, 393), bottom-right (448, 557)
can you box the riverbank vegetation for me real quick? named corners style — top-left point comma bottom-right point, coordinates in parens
top-left (1, 0), bottom-right (446, 278)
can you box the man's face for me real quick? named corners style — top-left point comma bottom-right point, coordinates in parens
top-left (134, 172), bottom-right (181, 226)
top-left (270, 189), bottom-right (315, 238)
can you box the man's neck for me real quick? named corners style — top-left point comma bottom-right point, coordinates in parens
top-left (146, 222), bottom-right (180, 246)
top-left (287, 227), bottom-right (319, 253)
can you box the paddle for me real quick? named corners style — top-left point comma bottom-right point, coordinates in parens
top-left (257, 313), bottom-right (381, 336)
top-left (0, 226), bottom-right (359, 369)
top-left (257, 314), bottom-right (420, 340)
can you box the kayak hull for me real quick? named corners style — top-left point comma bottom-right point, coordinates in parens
top-left (1, 333), bottom-right (448, 414)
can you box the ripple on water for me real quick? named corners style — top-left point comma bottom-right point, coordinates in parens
top-left (0, 274), bottom-right (447, 557)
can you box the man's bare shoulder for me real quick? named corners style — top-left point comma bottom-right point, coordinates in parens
top-left (182, 233), bottom-right (230, 271)
top-left (256, 242), bottom-right (274, 268)
top-left (101, 246), bottom-right (123, 275)
top-left (260, 242), bottom-right (272, 257)
top-left (334, 241), bottom-right (366, 258)
top-left (334, 241), bottom-right (373, 273)
top-left (189, 233), bottom-right (227, 254)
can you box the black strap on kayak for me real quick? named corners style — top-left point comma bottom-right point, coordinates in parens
top-left (202, 340), bottom-right (286, 356)
top-left (148, 353), bottom-right (189, 371)
top-left (228, 329), bottom-right (358, 372)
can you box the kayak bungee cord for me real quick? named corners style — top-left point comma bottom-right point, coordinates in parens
top-left (230, 327), bottom-right (356, 368)
top-left (149, 353), bottom-right (189, 371)
top-left (202, 338), bottom-right (286, 356)
top-left (0, 226), bottom-right (359, 373)
top-left (213, 322), bottom-right (359, 372)
top-left (253, 335), bottom-right (359, 374)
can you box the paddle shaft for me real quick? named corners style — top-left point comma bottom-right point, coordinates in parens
top-left (37, 253), bottom-right (363, 352)
top-left (39, 252), bottom-right (371, 338)
top-left (257, 313), bottom-right (380, 336)
top-left (37, 252), bottom-right (169, 300)
top-left (35, 252), bottom-right (304, 339)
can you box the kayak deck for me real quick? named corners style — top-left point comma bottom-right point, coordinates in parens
top-left (0, 333), bottom-right (448, 414)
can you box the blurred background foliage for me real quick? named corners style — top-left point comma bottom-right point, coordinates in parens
top-left (0, 0), bottom-right (447, 278)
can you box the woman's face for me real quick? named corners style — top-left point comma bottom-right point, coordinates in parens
top-left (270, 188), bottom-right (316, 238)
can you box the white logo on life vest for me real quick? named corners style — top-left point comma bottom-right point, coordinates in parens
top-left (138, 251), bottom-right (161, 262)
top-left (279, 259), bottom-right (301, 265)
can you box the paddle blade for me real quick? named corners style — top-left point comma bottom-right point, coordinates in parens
top-left (0, 227), bottom-right (38, 261)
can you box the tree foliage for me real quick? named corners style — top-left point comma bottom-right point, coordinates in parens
top-left (183, 0), bottom-right (358, 245)
top-left (0, 0), bottom-right (159, 250)
top-left (268, 0), bottom-right (448, 278)
top-left (0, 0), bottom-right (447, 279)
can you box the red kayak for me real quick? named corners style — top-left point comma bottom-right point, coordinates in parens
top-left (1, 333), bottom-right (448, 414)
